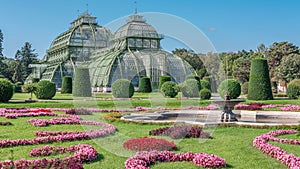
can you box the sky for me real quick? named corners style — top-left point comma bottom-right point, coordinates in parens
top-left (1, 0), bottom-right (300, 58)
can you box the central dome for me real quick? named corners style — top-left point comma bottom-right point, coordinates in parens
top-left (113, 14), bottom-right (160, 40)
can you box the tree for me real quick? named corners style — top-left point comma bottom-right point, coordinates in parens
top-left (20, 42), bottom-right (38, 80)
top-left (277, 53), bottom-right (300, 83)
top-left (0, 29), bottom-right (3, 57)
top-left (232, 57), bottom-right (251, 83)
top-left (22, 83), bottom-right (37, 100)
top-left (12, 50), bottom-right (23, 83)
top-left (265, 42), bottom-right (299, 81)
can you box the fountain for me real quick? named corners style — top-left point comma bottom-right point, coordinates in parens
top-left (210, 94), bottom-right (245, 122)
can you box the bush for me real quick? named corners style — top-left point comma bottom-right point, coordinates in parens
top-left (66, 108), bottom-right (92, 115)
top-left (200, 80), bottom-right (211, 90)
top-left (34, 80), bottom-right (56, 99)
top-left (149, 125), bottom-right (211, 139)
top-left (186, 75), bottom-right (200, 82)
top-left (159, 75), bottom-right (171, 89)
top-left (161, 81), bottom-right (179, 98)
top-left (61, 76), bottom-right (72, 94)
top-left (112, 79), bottom-right (134, 98)
top-left (22, 83), bottom-right (37, 99)
top-left (123, 137), bottom-right (176, 151)
top-left (73, 67), bottom-right (92, 97)
top-left (102, 112), bottom-right (123, 122)
top-left (247, 59), bottom-right (273, 100)
top-left (0, 79), bottom-right (14, 102)
top-left (241, 82), bottom-right (249, 95)
top-left (287, 79), bottom-right (300, 99)
top-left (14, 82), bottom-right (23, 93)
top-left (199, 88), bottom-right (211, 100)
top-left (217, 79), bottom-right (241, 99)
top-left (180, 79), bottom-right (201, 98)
top-left (32, 78), bottom-right (40, 83)
top-left (138, 77), bottom-right (152, 93)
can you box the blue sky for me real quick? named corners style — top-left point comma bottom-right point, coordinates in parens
top-left (1, 0), bottom-right (300, 58)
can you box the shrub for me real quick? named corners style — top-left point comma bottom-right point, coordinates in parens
top-left (0, 79), bottom-right (14, 102)
top-left (200, 80), bottom-right (211, 90)
top-left (159, 75), bottom-right (171, 89)
top-left (287, 79), bottom-right (300, 99)
top-left (123, 137), bottom-right (176, 151)
top-left (180, 79), bottom-right (201, 98)
top-left (73, 67), bottom-right (92, 97)
top-left (102, 112), bottom-right (123, 122)
top-left (112, 79), bottom-right (134, 98)
top-left (199, 88), bottom-right (211, 100)
top-left (247, 59), bottom-right (273, 100)
top-left (61, 76), bottom-right (72, 94)
top-left (32, 78), bottom-right (40, 83)
top-left (241, 82), bottom-right (249, 95)
top-left (34, 80), bottom-right (56, 99)
top-left (138, 77), bottom-right (152, 93)
top-left (186, 75), bottom-right (200, 82)
top-left (217, 79), bottom-right (241, 99)
top-left (22, 83), bottom-right (37, 99)
top-left (66, 108), bottom-right (92, 115)
top-left (149, 125), bottom-right (211, 139)
top-left (161, 81), bottom-right (179, 98)
top-left (14, 82), bottom-right (23, 93)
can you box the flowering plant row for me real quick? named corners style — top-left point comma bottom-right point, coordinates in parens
top-left (149, 125), bottom-right (211, 139)
top-left (66, 108), bottom-right (93, 115)
top-left (123, 137), bottom-right (176, 151)
top-left (125, 150), bottom-right (226, 169)
top-left (253, 130), bottom-right (300, 168)
top-left (28, 117), bottom-right (80, 127)
top-left (0, 144), bottom-right (97, 169)
top-left (235, 103), bottom-right (300, 111)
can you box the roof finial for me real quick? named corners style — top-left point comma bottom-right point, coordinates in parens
top-left (86, 3), bottom-right (89, 13)
top-left (134, 1), bottom-right (137, 14)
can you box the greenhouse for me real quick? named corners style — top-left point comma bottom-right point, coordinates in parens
top-left (28, 13), bottom-right (195, 90)
top-left (27, 12), bottom-right (112, 87)
top-left (87, 14), bottom-right (195, 89)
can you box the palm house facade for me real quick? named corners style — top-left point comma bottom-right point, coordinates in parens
top-left (28, 13), bottom-right (195, 90)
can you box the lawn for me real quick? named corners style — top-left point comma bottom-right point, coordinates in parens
top-left (0, 92), bottom-right (298, 168)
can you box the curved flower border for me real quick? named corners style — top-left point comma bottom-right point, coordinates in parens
top-left (0, 144), bottom-right (97, 169)
top-left (125, 150), bottom-right (226, 169)
top-left (253, 130), bottom-right (300, 168)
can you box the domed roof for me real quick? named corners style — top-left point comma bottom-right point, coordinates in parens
top-left (113, 14), bottom-right (160, 40)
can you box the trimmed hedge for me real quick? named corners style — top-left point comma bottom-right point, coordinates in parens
top-left (247, 59), bottom-right (273, 100)
top-left (186, 75), bottom-right (200, 83)
top-left (287, 79), bottom-right (300, 99)
top-left (0, 78), bottom-right (14, 102)
top-left (161, 81), bottom-right (179, 98)
top-left (241, 82), bottom-right (249, 95)
top-left (73, 67), bottom-right (92, 97)
top-left (217, 79), bottom-right (241, 99)
top-left (159, 75), bottom-right (171, 89)
top-left (199, 88), bottom-right (211, 100)
top-left (180, 79), bottom-right (201, 98)
top-left (112, 79), bottom-right (134, 98)
top-left (61, 76), bottom-right (72, 94)
top-left (138, 77), bottom-right (152, 93)
top-left (34, 80), bottom-right (56, 99)
top-left (200, 80), bottom-right (211, 90)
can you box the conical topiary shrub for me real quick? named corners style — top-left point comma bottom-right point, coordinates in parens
top-left (247, 59), bottom-right (273, 100)
top-left (61, 76), bottom-right (72, 94)
top-left (73, 67), bottom-right (92, 97)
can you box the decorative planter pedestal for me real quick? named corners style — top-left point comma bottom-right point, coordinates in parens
top-left (211, 99), bottom-right (245, 122)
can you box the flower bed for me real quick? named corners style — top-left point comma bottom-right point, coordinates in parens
top-left (0, 144), bottom-right (97, 169)
top-left (123, 137), bottom-right (176, 151)
top-left (253, 130), bottom-right (300, 168)
top-left (149, 125), bottom-right (211, 139)
top-left (235, 103), bottom-right (300, 111)
top-left (0, 108), bottom-right (116, 168)
top-left (125, 150), bottom-right (226, 169)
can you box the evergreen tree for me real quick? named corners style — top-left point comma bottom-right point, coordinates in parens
top-left (0, 29), bottom-right (3, 57)
top-left (12, 50), bottom-right (23, 83)
top-left (21, 42), bottom-right (38, 80)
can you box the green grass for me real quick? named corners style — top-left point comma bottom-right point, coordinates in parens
top-left (0, 92), bottom-right (299, 168)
